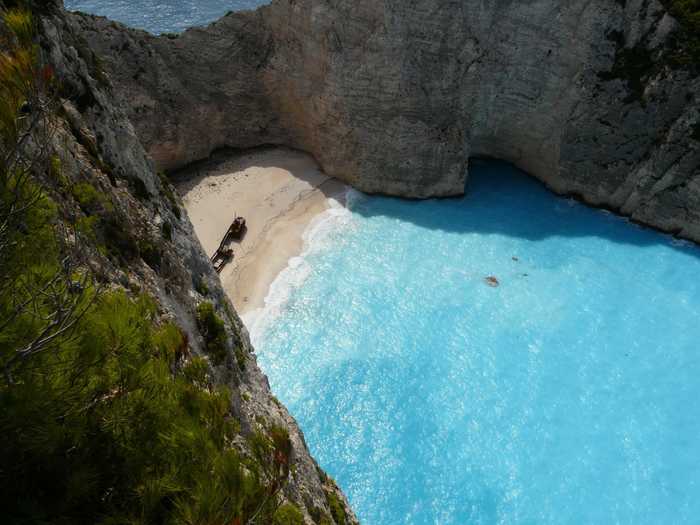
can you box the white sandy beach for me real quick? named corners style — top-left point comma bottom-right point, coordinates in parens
top-left (175, 147), bottom-right (346, 316)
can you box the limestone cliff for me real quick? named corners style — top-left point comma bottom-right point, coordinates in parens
top-left (36, 2), bottom-right (357, 523)
top-left (71, 0), bottom-right (700, 241)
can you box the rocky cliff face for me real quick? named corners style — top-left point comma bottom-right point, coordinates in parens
top-left (70, 0), bottom-right (700, 241)
top-left (36, 0), bottom-right (698, 520)
top-left (38, 3), bottom-right (357, 523)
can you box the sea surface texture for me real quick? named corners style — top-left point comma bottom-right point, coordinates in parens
top-left (63, 0), bottom-right (269, 34)
top-left (253, 161), bottom-right (700, 524)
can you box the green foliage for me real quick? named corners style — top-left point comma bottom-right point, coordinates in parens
top-left (196, 302), bottom-right (228, 364)
top-left (662, 0), bottom-right (700, 67)
top-left (3, 8), bottom-right (34, 47)
top-left (162, 220), bottom-right (173, 241)
top-left (274, 503), bottom-right (305, 525)
top-left (0, 43), bottom-right (36, 148)
top-left (138, 237), bottom-right (163, 270)
top-left (599, 1), bottom-right (699, 101)
top-left (598, 44), bottom-right (653, 103)
top-left (1, 291), bottom-right (272, 525)
top-left (326, 491), bottom-right (347, 525)
top-left (692, 122), bottom-right (700, 141)
top-left (102, 212), bottom-right (139, 262)
top-left (195, 275), bottom-right (210, 296)
top-left (48, 154), bottom-right (62, 180)
top-left (71, 181), bottom-right (113, 214)
top-left (158, 170), bottom-right (182, 219)
top-left (0, 10), bottom-right (305, 525)
top-left (129, 175), bottom-right (152, 200)
top-left (235, 344), bottom-right (247, 371)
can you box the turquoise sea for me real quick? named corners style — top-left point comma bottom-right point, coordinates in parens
top-left (66, 3), bottom-right (700, 523)
top-left (252, 161), bottom-right (700, 524)
top-left (63, 0), bottom-right (269, 34)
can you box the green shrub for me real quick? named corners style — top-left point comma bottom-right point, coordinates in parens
top-left (102, 213), bottom-right (139, 262)
top-left (182, 356), bottom-right (209, 385)
top-left (235, 344), bottom-right (247, 371)
top-left (195, 275), bottom-right (209, 296)
top-left (162, 220), bottom-right (172, 241)
top-left (691, 122), bottom-right (700, 141)
top-left (0, 13), bottom-right (300, 524)
top-left (3, 8), bottom-right (33, 47)
top-left (75, 215), bottom-right (99, 244)
top-left (326, 491), bottom-right (347, 525)
top-left (129, 175), bottom-right (151, 200)
top-left (138, 238), bottom-right (163, 270)
top-left (71, 181), bottom-right (113, 214)
top-left (196, 302), bottom-right (228, 364)
top-left (157, 170), bottom-right (182, 219)
top-left (49, 155), bottom-right (61, 179)
top-left (662, 0), bottom-right (700, 67)
top-left (1, 291), bottom-right (267, 525)
top-left (274, 503), bottom-right (305, 525)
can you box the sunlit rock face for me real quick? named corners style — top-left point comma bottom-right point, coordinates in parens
top-left (74, 0), bottom-right (699, 240)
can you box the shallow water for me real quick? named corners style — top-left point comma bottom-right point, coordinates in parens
top-left (254, 161), bottom-right (700, 524)
top-left (63, 0), bottom-right (270, 34)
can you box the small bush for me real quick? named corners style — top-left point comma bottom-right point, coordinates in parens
top-left (75, 215), bottom-right (99, 244)
top-left (662, 0), bottom-right (700, 67)
top-left (691, 122), bottom-right (700, 141)
top-left (102, 213), bottom-right (139, 262)
top-left (235, 345), bottom-right (247, 371)
top-left (1, 291), bottom-right (267, 524)
top-left (157, 171), bottom-right (182, 219)
top-left (3, 9), bottom-right (34, 47)
top-left (273, 503), bottom-right (304, 525)
top-left (129, 175), bottom-right (151, 200)
top-left (138, 238), bottom-right (163, 270)
top-left (49, 155), bottom-right (61, 179)
top-left (196, 302), bottom-right (228, 364)
top-left (194, 276), bottom-right (209, 296)
top-left (326, 491), bottom-right (347, 525)
top-left (71, 181), bottom-right (113, 214)
top-left (162, 220), bottom-right (172, 241)
top-left (182, 356), bottom-right (209, 385)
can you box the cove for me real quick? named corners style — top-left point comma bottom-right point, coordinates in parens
top-left (63, 0), bottom-right (269, 34)
top-left (255, 160), bottom-right (700, 524)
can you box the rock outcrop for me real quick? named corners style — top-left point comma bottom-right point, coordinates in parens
top-left (38, 3), bottom-right (357, 523)
top-left (70, 0), bottom-right (699, 241)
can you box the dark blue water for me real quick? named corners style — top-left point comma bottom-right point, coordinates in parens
top-left (251, 162), bottom-right (700, 524)
top-left (63, 0), bottom-right (270, 34)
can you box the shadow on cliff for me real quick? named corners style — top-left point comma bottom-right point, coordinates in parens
top-left (349, 158), bottom-right (700, 259)
top-left (170, 145), bottom-right (343, 200)
top-left (171, 147), bottom-right (699, 259)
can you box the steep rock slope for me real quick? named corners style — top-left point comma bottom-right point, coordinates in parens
top-left (72, 0), bottom-right (700, 241)
top-left (37, 3), bottom-right (357, 523)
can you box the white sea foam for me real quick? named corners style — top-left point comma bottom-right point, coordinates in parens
top-left (243, 191), bottom-right (358, 347)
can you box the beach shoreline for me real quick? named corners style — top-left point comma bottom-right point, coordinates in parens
top-left (175, 147), bottom-right (347, 318)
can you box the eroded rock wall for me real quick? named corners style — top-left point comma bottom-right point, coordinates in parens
top-left (73, 0), bottom-right (700, 239)
top-left (40, 3), bottom-right (357, 523)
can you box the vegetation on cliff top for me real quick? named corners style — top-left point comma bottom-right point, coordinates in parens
top-left (0, 7), bottom-right (311, 524)
top-left (663, 0), bottom-right (700, 67)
